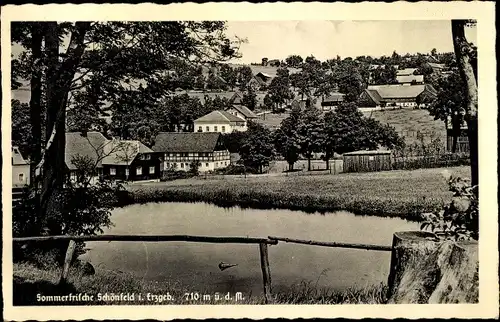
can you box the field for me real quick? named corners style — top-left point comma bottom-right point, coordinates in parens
top-left (13, 262), bottom-right (387, 305)
top-left (125, 166), bottom-right (470, 221)
top-left (362, 108), bottom-right (447, 146)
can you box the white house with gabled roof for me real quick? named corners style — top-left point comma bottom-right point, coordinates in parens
top-left (193, 110), bottom-right (247, 133)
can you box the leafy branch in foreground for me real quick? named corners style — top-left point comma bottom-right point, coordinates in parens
top-left (420, 176), bottom-right (478, 241)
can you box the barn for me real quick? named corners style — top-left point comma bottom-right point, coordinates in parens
top-left (343, 150), bottom-right (392, 173)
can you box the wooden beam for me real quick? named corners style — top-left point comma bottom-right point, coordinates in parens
top-left (13, 235), bottom-right (279, 245)
top-left (58, 240), bottom-right (76, 286)
top-left (268, 236), bottom-right (392, 252)
top-left (259, 243), bottom-right (273, 304)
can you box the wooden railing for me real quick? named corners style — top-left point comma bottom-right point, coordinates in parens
top-left (13, 234), bottom-right (392, 304)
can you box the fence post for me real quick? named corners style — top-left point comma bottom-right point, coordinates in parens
top-left (259, 243), bottom-right (273, 304)
top-left (58, 239), bottom-right (76, 286)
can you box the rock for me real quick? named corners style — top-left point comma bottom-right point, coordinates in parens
top-left (387, 231), bottom-right (478, 304)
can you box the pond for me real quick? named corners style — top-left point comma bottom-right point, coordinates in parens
top-left (81, 202), bottom-right (419, 296)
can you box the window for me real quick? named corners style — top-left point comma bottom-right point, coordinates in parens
top-left (165, 153), bottom-right (170, 157)
top-left (181, 163), bottom-right (184, 168)
top-left (215, 162), bottom-right (218, 167)
top-left (214, 126), bottom-right (218, 132)
top-left (173, 163), bottom-right (177, 168)
top-left (110, 167), bottom-right (116, 175)
top-left (166, 163), bottom-right (170, 167)
top-left (205, 163), bottom-right (209, 167)
top-left (145, 154), bottom-right (151, 160)
top-left (136, 166), bottom-right (142, 175)
top-left (18, 173), bottom-right (24, 182)
top-left (222, 126), bottom-right (226, 133)
top-left (206, 126), bottom-right (210, 132)
top-left (149, 166), bottom-right (155, 174)
top-left (125, 168), bottom-right (129, 177)
top-left (139, 154), bottom-right (145, 160)
top-left (198, 126), bottom-right (202, 132)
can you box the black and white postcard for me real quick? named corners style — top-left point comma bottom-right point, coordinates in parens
top-left (2, 2), bottom-right (498, 320)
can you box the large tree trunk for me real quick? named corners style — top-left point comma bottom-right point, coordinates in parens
top-left (29, 22), bottom-right (44, 184)
top-left (39, 22), bottom-right (91, 233)
top-left (452, 20), bottom-right (478, 187)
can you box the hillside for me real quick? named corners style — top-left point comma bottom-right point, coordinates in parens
top-left (361, 109), bottom-right (447, 146)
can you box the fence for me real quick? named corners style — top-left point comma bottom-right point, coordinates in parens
top-left (13, 234), bottom-right (392, 304)
top-left (391, 153), bottom-right (470, 171)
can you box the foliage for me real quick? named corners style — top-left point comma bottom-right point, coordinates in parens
top-left (220, 131), bottom-right (248, 153)
top-left (236, 66), bottom-right (253, 91)
top-left (273, 109), bottom-right (302, 171)
top-left (242, 86), bottom-right (257, 110)
top-left (421, 176), bottom-right (478, 241)
top-left (189, 160), bottom-right (201, 176)
top-left (428, 70), bottom-right (467, 152)
top-left (285, 54), bottom-right (304, 68)
top-left (369, 65), bottom-right (398, 85)
top-left (219, 64), bottom-right (237, 89)
top-left (297, 107), bottom-right (324, 170)
top-left (11, 99), bottom-right (34, 158)
top-left (239, 122), bottom-right (276, 173)
top-left (322, 102), bottom-right (404, 154)
top-left (267, 67), bottom-right (294, 111)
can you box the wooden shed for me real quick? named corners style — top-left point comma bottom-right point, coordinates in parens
top-left (343, 150), bottom-right (392, 173)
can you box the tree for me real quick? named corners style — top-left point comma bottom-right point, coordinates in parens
top-left (239, 122), bottom-right (276, 173)
top-left (330, 59), bottom-right (366, 102)
top-left (219, 64), bottom-right (237, 90)
top-left (189, 160), bottom-right (201, 176)
top-left (11, 21), bottom-right (242, 239)
top-left (322, 102), bottom-right (403, 156)
top-left (236, 66), bottom-right (253, 91)
top-left (274, 108), bottom-right (302, 171)
top-left (242, 86), bottom-right (257, 110)
top-left (297, 107), bottom-right (324, 171)
top-left (370, 65), bottom-right (398, 85)
top-left (428, 71), bottom-right (466, 152)
top-left (113, 141), bottom-right (139, 181)
top-left (451, 20), bottom-right (478, 187)
top-left (267, 67), bottom-right (293, 112)
top-left (11, 100), bottom-right (33, 159)
top-left (285, 54), bottom-right (303, 68)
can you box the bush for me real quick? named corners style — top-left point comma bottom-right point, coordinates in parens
top-left (13, 180), bottom-right (122, 266)
top-left (421, 176), bottom-right (478, 241)
top-left (213, 164), bottom-right (260, 175)
top-left (160, 170), bottom-right (194, 181)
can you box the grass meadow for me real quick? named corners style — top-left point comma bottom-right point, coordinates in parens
top-left (13, 262), bottom-right (388, 305)
top-left (124, 166), bottom-right (470, 221)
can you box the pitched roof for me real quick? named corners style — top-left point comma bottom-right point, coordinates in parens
top-left (102, 140), bottom-right (153, 166)
top-left (229, 104), bottom-right (258, 119)
top-left (366, 84), bottom-right (427, 99)
top-left (397, 68), bottom-right (417, 76)
top-left (396, 74), bottom-right (424, 83)
top-left (12, 146), bottom-right (29, 165)
top-left (152, 132), bottom-right (222, 153)
top-left (323, 93), bottom-right (346, 103)
top-left (65, 132), bottom-right (108, 170)
top-left (194, 110), bottom-right (245, 123)
top-left (427, 62), bottom-right (446, 69)
top-left (363, 89), bottom-right (383, 105)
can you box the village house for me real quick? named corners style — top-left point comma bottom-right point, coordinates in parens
top-left (321, 92), bottom-right (346, 111)
top-left (101, 139), bottom-right (160, 181)
top-left (65, 132), bottom-right (160, 183)
top-left (226, 103), bottom-right (259, 122)
top-left (396, 68), bottom-right (418, 76)
top-left (254, 72), bottom-right (273, 87)
top-left (12, 146), bottom-right (30, 188)
top-left (152, 132), bottom-right (231, 173)
top-left (426, 62), bottom-right (447, 74)
top-left (396, 74), bottom-right (424, 85)
top-left (358, 84), bottom-right (437, 109)
top-left (194, 110), bottom-right (247, 133)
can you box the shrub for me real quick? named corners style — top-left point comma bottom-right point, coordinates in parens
top-left (420, 176), bottom-right (478, 241)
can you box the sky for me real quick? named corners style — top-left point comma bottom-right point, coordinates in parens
top-left (225, 20), bottom-right (477, 64)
